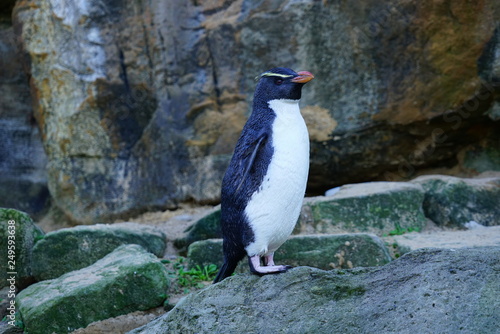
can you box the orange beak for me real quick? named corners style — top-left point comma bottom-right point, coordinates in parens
top-left (291, 71), bottom-right (314, 83)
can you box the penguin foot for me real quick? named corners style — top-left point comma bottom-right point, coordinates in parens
top-left (248, 256), bottom-right (293, 276)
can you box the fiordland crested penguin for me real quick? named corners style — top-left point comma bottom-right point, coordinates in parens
top-left (213, 67), bottom-right (314, 283)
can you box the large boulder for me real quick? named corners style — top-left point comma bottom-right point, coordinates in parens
top-left (412, 175), bottom-right (500, 227)
top-left (32, 222), bottom-right (166, 281)
top-left (130, 247), bottom-right (500, 333)
top-left (17, 244), bottom-right (169, 334)
top-left (298, 182), bottom-right (427, 235)
top-left (0, 209), bottom-right (44, 289)
top-left (188, 234), bottom-right (392, 272)
top-left (11, 0), bottom-right (500, 224)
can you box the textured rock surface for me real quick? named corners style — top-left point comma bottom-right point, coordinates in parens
top-left (174, 206), bottom-right (221, 254)
top-left (0, 209), bottom-right (44, 289)
top-left (17, 245), bottom-right (169, 334)
top-left (8, 0), bottom-right (500, 223)
top-left (32, 222), bottom-right (166, 281)
top-left (387, 225), bottom-right (500, 253)
top-left (130, 247), bottom-right (500, 334)
top-left (188, 234), bottom-right (392, 272)
top-left (412, 175), bottom-right (500, 227)
top-left (298, 182), bottom-right (427, 235)
top-left (0, 6), bottom-right (49, 219)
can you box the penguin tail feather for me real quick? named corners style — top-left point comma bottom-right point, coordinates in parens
top-left (213, 259), bottom-right (239, 284)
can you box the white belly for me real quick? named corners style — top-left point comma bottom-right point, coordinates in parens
top-left (245, 99), bottom-right (310, 257)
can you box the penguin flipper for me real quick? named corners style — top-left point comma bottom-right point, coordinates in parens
top-left (235, 133), bottom-right (268, 193)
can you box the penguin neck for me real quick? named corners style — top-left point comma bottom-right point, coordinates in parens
top-left (267, 99), bottom-right (301, 119)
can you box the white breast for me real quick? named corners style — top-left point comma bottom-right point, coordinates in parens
top-left (244, 99), bottom-right (310, 257)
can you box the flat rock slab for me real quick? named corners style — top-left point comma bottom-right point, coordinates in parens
top-left (17, 244), bottom-right (169, 334)
top-left (412, 175), bottom-right (500, 227)
top-left (387, 225), bottom-right (500, 252)
top-left (188, 234), bottom-right (391, 272)
top-left (130, 247), bottom-right (500, 334)
top-left (0, 209), bottom-right (44, 289)
top-left (298, 182), bottom-right (427, 236)
top-left (32, 222), bottom-right (166, 281)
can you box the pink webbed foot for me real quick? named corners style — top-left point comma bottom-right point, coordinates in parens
top-left (248, 254), bottom-right (293, 276)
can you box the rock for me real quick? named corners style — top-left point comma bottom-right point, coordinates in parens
top-left (412, 175), bottom-right (500, 227)
top-left (174, 206), bottom-right (221, 254)
top-left (72, 307), bottom-right (165, 334)
top-left (130, 247), bottom-right (500, 333)
top-left (188, 234), bottom-right (392, 271)
top-left (0, 12), bottom-right (49, 219)
top-left (32, 222), bottom-right (167, 281)
top-left (461, 144), bottom-right (500, 174)
top-left (0, 321), bottom-right (23, 334)
top-left (17, 244), bottom-right (169, 334)
top-left (0, 209), bottom-right (44, 289)
top-left (11, 0), bottom-right (500, 224)
top-left (386, 225), bottom-right (500, 253)
top-left (298, 182), bottom-right (427, 236)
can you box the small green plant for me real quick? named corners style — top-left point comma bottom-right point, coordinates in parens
top-left (165, 257), bottom-right (218, 292)
top-left (177, 264), bottom-right (218, 288)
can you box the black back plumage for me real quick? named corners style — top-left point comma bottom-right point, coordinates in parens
top-left (214, 68), bottom-right (307, 283)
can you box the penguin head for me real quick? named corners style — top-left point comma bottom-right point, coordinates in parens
top-left (254, 67), bottom-right (314, 103)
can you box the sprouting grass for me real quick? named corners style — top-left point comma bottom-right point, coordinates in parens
top-left (163, 257), bottom-right (218, 293)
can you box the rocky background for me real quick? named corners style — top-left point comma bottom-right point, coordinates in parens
top-left (0, 0), bottom-right (499, 224)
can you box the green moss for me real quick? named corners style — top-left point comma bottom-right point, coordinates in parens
top-left (174, 209), bottom-right (221, 253)
top-left (17, 245), bottom-right (169, 333)
top-left (310, 281), bottom-right (366, 300)
top-left (304, 184), bottom-right (426, 235)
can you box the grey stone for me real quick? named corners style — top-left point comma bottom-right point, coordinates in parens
top-left (386, 225), bottom-right (500, 253)
top-left (298, 182), bottom-right (427, 236)
top-left (0, 209), bottom-right (44, 289)
top-left (32, 222), bottom-right (166, 281)
top-left (188, 234), bottom-right (392, 272)
top-left (130, 247), bottom-right (500, 334)
top-left (17, 244), bottom-right (169, 334)
top-left (412, 175), bottom-right (500, 227)
top-left (0, 321), bottom-right (23, 334)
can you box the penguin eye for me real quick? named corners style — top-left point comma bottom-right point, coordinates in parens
top-left (274, 78), bottom-right (283, 85)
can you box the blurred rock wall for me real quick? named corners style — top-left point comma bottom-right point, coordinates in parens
top-left (0, 0), bottom-right (49, 219)
top-left (4, 0), bottom-right (499, 223)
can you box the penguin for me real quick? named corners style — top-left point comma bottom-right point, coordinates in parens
top-left (213, 67), bottom-right (314, 283)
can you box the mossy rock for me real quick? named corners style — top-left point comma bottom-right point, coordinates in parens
top-left (17, 244), bottom-right (169, 334)
top-left (0, 208), bottom-right (44, 289)
top-left (298, 182), bottom-right (427, 236)
top-left (187, 234), bottom-right (391, 272)
top-left (32, 222), bottom-right (166, 281)
top-left (174, 207), bottom-right (221, 253)
top-left (412, 175), bottom-right (500, 227)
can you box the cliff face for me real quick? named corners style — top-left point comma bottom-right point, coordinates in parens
top-left (0, 0), bottom-right (49, 218)
top-left (7, 0), bottom-right (500, 223)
